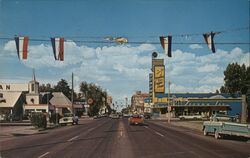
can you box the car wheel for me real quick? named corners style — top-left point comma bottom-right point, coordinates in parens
top-left (214, 130), bottom-right (220, 139)
top-left (203, 127), bottom-right (208, 136)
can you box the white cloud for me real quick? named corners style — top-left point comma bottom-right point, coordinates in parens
top-left (3, 40), bottom-right (16, 53)
top-left (166, 48), bottom-right (249, 93)
top-left (197, 64), bottom-right (219, 72)
top-left (1, 40), bottom-right (249, 99)
top-left (189, 44), bottom-right (203, 49)
top-left (198, 76), bottom-right (224, 85)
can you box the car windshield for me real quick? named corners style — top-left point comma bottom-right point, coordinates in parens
top-left (132, 115), bottom-right (141, 118)
top-left (63, 113), bottom-right (73, 117)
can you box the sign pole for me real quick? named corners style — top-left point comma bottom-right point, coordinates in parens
top-left (168, 80), bottom-right (171, 123)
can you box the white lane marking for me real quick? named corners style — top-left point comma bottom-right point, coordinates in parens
top-left (87, 127), bottom-right (94, 132)
top-left (120, 131), bottom-right (123, 137)
top-left (37, 152), bottom-right (50, 158)
top-left (67, 136), bottom-right (79, 142)
top-left (155, 131), bottom-right (164, 137)
top-left (144, 126), bottom-right (149, 129)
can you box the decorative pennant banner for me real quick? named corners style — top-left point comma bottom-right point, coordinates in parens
top-left (51, 37), bottom-right (64, 61)
top-left (203, 32), bottom-right (216, 53)
top-left (14, 36), bottom-right (29, 60)
top-left (160, 36), bottom-right (172, 57)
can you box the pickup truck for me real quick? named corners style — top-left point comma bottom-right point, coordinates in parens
top-left (203, 115), bottom-right (250, 139)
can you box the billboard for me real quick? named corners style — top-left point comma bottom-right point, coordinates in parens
top-left (154, 66), bottom-right (165, 93)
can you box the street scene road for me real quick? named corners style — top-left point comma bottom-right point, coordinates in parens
top-left (1, 118), bottom-right (250, 158)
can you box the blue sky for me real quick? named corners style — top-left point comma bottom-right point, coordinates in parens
top-left (0, 0), bottom-right (249, 105)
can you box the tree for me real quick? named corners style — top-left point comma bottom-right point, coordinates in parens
top-left (39, 83), bottom-right (53, 92)
top-left (221, 63), bottom-right (249, 94)
top-left (54, 79), bottom-right (72, 100)
top-left (79, 81), bottom-right (107, 116)
top-left (80, 81), bottom-right (88, 100)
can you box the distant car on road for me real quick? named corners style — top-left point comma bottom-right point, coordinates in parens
top-left (59, 113), bottom-right (78, 126)
top-left (128, 114), bottom-right (144, 125)
top-left (110, 113), bottom-right (119, 119)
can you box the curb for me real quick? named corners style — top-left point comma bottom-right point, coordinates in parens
top-left (11, 131), bottom-right (48, 136)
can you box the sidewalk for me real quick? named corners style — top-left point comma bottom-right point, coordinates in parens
top-left (0, 117), bottom-right (93, 138)
top-left (150, 119), bottom-right (204, 132)
top-left (169, 120), bottom-right (203, 131)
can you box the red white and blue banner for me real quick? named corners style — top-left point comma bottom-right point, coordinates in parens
top-left (203, 32), bottom-right (216, 53)
top-left (14, 36), bottom-right (29, 60)
top-left (51, 37), bottom-right (64, 61)
top-left (160, 36), bottom-right (172, 57)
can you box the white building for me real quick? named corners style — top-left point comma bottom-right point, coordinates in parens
top-left (0, 70), bottom-right (50, 121)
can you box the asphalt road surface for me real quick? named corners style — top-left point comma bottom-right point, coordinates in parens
top-left (1, 118), bottom-right (250, 158)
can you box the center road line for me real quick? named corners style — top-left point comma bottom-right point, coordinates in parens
top-left (155, 131), bottom-right (164, 137)
top-left (87, 127), bottom-right (95, 132)
top-left (37, 152), bottom-right (50, 158)
top-left (67, 136), bottom-right (79, 142)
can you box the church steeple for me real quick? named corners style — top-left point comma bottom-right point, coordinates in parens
top-left (32, 69), bottom-right (36, 82)
top-left (28, 69), bottom-right (39, 94)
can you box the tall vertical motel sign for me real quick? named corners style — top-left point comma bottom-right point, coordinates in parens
top-left (154, 66), bottom-right (165, 93)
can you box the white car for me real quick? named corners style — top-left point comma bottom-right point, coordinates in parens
top-left (110, 113), bottom-right (119, 119)
top-left (59, 113), bottom-right (78, 125)
top-left (179, 115), bottom-right (202, 120)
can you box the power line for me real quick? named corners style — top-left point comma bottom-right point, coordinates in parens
top-left (0, 37), bottom-right (248, 45)
top-left (0, 26), bottom-right (249, 45)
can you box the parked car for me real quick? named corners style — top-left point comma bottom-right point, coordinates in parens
top-left (203, 115), bottom-right (250, 139)
top-left (59, 113), bottom-right (78, 126)
top-left (179, 115), bottom-right (202, 120)
top-left (128, 114), bottom-right (144, 125)
top-left (210, 114), bottom-right (238, 121)
top-left (144, 113), bottom-right (152, 119)
top-left (0, 114), bottom-right (6, 121)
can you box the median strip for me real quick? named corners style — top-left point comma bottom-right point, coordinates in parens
top-left (37, 152), bottom-right (49, 158)
top-left (67, 136), bottom-right (79, 142)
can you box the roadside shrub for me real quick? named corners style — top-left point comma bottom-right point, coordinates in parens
top-left (49, 113), bottom-right (62, 124)
top-left (30, 112), bottom-right (47, 128)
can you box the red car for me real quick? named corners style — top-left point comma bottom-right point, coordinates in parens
top-left (128, 114), bottom-right (144, 125)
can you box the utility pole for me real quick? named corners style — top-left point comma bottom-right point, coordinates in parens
top-left (125, 97), bottom-right (128, 108)
top-left (168, 80), bottom-right (171, 123)
top-left (241, 95), bottom-right (247, 123)
top-left (72, 72), bottom-right (74, 116)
